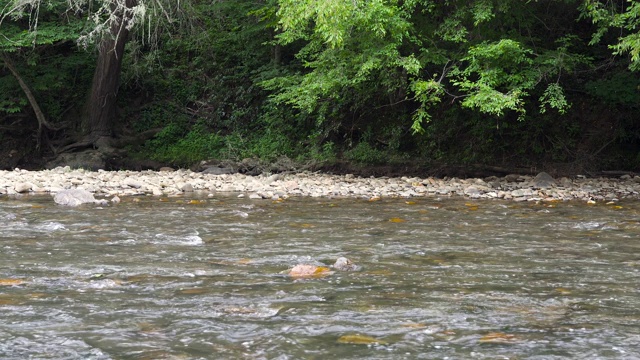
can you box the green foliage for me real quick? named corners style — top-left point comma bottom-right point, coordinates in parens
top-left (585, 71), bottom-right (640, 107)
top-left (345, 141), bottom-right (388, 165)
top-left (268, 0), bottom-right (586, 134)
top-left (539, 83), bottom-right (569, 115)
top-left (0, 1), bottom-right (91, 119)
top-left (309, 141), bottom-right (336, 162)
top-left (583, 0), bottom-right (640, 70)
top-left (263, 0), bottom-right (417, 117)
top-left (410, 78), bottom-right (444, 133)
top-left (144, 122), bottom-right (224, 167)
top-left (450, 39), bottom-right (537, 119)
top-left (3, 0), bottom-right (640, 172)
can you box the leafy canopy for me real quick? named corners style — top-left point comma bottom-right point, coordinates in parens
top-left (267, 0), bottom-right (583, 132)
top-left (582, 0), bottom-right (640, 70)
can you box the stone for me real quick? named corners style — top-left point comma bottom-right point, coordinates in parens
top-left (559, 177), bottom-right (573, 188)
top-left (511, 189), bottom-right (526, 197)
top-left (53, 189), bottom-right (99, 206)
top-left (264, 173), bottom-right (282, 184)
top-left (124, 179), bottom-right (143, 188)
top-left (14, 182), bottom-right (32, 193)
top-left (333, 257), bottom-right (360, 271)
top-left (202, 166), bottom-right (235, 175)
top-left (533, 172), bottom-right (556, 189)
top-left (181, 183), bottom-right (194, 192)
top-left (464, 186), bottom-right (482, 196)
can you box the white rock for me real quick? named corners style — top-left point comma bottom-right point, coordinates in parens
top-left (181, 183), bottom-right (194, 192)
top-left (53, 189), bottom-right (98, 206)
top-left (14, 183), bottom-right (32, 193)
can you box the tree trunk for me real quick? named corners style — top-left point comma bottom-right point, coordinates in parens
top-left (85, 0), bottom-right (138, 141)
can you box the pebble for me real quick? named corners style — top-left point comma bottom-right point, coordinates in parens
top-left (0, 168), bottom-right (639, 202)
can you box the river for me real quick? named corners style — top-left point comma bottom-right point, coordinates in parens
top-left (1, 194), bottom-right (639, 359)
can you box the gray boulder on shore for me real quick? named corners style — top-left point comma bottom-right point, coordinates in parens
top-left (532, 171), bottom-right (556, 189)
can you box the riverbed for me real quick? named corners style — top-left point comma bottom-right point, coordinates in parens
top-left (1, 194), bottom-right (639, 358)
top-left (2, 167), bottom-right (640, 202)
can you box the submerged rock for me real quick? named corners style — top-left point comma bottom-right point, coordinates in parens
top-left (333, 257), bottom-right (360, 271)
top-left (288, 264), bottom-right (332, 279)
top-left (53, 189), bottom-right (105, 206)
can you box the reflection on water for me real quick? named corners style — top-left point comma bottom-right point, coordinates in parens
top-left (1, 194), bottom-right (640, 359)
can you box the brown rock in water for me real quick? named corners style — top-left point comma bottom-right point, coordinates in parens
top-left (288, 264), bottom-right (331, 279)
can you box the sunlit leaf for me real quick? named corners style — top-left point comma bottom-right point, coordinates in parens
top-left (289, 223), bottom-right (315, 228)
top-left (28, 293), bottom-right (47, 299)
top-left (405, 201), bottom-right (416, 205)
top-left (465, 203), bottom-right (479, 211)
top-left (365, 270), bottom-right (393, 276)
top-left (0, 295), bottom-right (21, 305)
top-left (0, 279), bottom-right (24, 286)
top-left (389, 217), bottom-right (406, 223)
top-left (313, 266), bottom-right (330, 274)
top-left (553, 288), bottom-right (572, 295)
top-left (369, 196), bottom-right (381, 202)
top-left (429, 258), bottom-right (448, 265)
top-left (479, 332), bottom-right (519, 344)
top-left (337, 334), bottom-right (388, 345)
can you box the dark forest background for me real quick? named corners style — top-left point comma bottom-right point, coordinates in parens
top-left (1, 0), bottom-right (639, 176)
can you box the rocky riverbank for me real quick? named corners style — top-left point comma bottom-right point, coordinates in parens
top-left (1, 166), bottom-right (640, 202)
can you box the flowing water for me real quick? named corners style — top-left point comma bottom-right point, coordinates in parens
top-left (1, 194), bottom-right (639, 359)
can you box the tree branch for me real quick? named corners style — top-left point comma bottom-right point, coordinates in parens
top-left (0, 51), bottom-right (59, 149)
